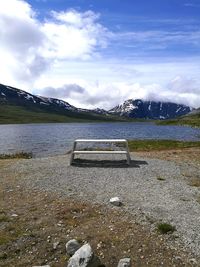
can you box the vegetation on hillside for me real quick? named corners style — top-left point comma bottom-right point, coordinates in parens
top-left (157, 112), bottom-right (200, 128)
top-left (0, 104), bottom-right (126, 124)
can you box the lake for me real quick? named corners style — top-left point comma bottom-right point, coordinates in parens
top-left (0, 122), bottom-right (199, 157)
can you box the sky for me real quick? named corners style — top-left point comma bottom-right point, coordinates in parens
top-left (0, 0), bottom-right (200, 109)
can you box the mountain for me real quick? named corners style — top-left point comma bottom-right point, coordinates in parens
top-left (0, 83), bottom-right (120, 124)
top-left (109, 99), bottom-right (193, 119)
top-left (0, 83), bottom-right (196, 124)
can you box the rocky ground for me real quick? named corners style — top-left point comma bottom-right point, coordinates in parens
top-left (0, 148), bottom-right (200, 267)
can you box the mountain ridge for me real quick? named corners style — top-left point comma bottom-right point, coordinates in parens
top-left (0, 83), bottom-right (121, 123)
top-left (109, 99), bottom-right (193, 119)
top-left (0, 83), bottom-right (195, 123)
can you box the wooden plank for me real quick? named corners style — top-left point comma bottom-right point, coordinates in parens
top-left (75, 139), bottom-right (127, 142)
top-left (73, 151), bottom-right (127, 154)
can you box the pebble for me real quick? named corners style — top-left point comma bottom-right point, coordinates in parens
top-left (67, 243), bottom-right (101, 267)
top-left (117, 258), bottom-right (131, 267)
top-left (53, 241), bottom-right (60, 250)
top-left (109, 197), bottom-right (121, 206)
top-left (11, 213), bottom-right (18, 217)
top-left (189, 258), bottom-right (198, 264)
top-left (66, 239), bottom-right (81, 256)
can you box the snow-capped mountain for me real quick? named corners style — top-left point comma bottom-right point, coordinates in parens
top-left (109, 99), bottom-right (193, 119)
top-left (0, 83), bottom-right (194, 120)
top-left (0, 84), bottom-right (78, 111)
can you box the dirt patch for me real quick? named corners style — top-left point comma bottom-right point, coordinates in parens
top-left (0, 159), bottom-right (199, 267)
top-left (135, 147), bottom-right (200, 164)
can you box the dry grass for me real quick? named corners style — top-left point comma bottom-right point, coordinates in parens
top-left (135, 147), bottom-right (200, 164)
top-left (0, 152), bottom-right (32, 159)
top-left (188, 178), bottom-right (200, 187)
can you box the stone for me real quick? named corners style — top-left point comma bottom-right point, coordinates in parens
top-left (67, 243), bottom-right (101, 267)
top-left (109, 197), bottom-right (121, 206)
top-left (66, 239), bottom-right (81, 256)
top-left (53, 241), bottom-right (60, 250)
top-left (11, 213), bottom-right (18, 217)
top-left (189, 258), bottom-right (197, 264)
top-left (117, 258), bottom-right (131, 267)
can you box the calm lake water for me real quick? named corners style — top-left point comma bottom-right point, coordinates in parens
top-left (0, 122), bottom-right (199, 157)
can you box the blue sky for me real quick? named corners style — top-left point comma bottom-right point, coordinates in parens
top-left (28, 0), bottom-right (200, 58)
top-left (0, 0), bottom-right (200, 108)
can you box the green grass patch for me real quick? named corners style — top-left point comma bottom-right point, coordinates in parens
top-left (157, 176), bottom-right (166, 181)
top-left (0, 104), bottom-right (127, 124)
top-left (0, 212), bottom-right (10, 223)
top-left (157, 112), bottom-right (200, 128)
top-left (0, 225), bottom-right (24, 245)
top-left (157, 223), bottom-right (176, 234)
top-left (0, 152), bottom-right (32, 159)
top-left (128, 139), bottom-right (200, 152)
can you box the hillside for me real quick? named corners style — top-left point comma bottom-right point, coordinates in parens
top-left (0, 83), bottom-right (197, 124)
top-left (0, 84), bottom-right (124, 124)
top-left (157, 109), bottom-right (200, 127)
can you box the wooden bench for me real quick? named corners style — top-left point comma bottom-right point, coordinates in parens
top-left (70, 139), bottom-right (131, 165)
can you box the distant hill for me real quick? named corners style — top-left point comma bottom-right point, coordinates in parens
top-left (0, 84), bottom-right (122, 124)
top-left (109, 99), bottom-right (193, 120)
top-left (158, 108), bottom-right (200, 127)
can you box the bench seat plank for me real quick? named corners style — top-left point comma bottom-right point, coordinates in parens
top-left (75, 139), bottom-right (127, 142)
top-left (73, 150), bottom-right (127, 154)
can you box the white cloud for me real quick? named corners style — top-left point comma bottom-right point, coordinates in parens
top-left (112, 30), bottom-right (200, 50)
top-left (0, 0), bottom-right (108, 87)
top-left (184, 3), bottom-right (200, 7)
top-left (0, 0), bottom-right (200, 110)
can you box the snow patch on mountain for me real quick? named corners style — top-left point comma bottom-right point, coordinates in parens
top-left (109, 99), bottom-right (193, 119)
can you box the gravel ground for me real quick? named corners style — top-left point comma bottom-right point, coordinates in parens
top-left (10, 153), bottom-right (200, 258)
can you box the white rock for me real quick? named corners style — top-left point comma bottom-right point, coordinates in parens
top-left (66, 239), bottom-right (81, 256)
top-left (117, 258), bottom-right (131, 267)
top-left (11, 214), bottom-right (18, 217)
top-left (189, 258), bottom-right (197, 264)
top-left (53, 241), bottom-right (60, 250)
top-left (67, 243), bottom-right (101, 267)
top-left (109, 197), bottom-right (121, 206)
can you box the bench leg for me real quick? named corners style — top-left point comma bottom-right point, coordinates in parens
top-left (70, 141), bottom-right (77, 165)
top-left (125, 141), bottom-right (131, 165)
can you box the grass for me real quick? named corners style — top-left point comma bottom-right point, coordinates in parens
top-left (0, 104), bottom-right (127, 124)
top-left (157, 223), bottom-right (176, 234)
top-left (128, 139), bottom-right (200, 152)
top-left (0, 152), bottom-right (32, 159)
top-left (188, 178), bottom-right (200, 187)
top-left (157, 176), bottom-right (166, 181)
top-left (157, 112), bottom-right (200, 128)
top-left (0, 212), bottom-right (10, 223)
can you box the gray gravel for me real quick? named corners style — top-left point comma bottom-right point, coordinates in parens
top-left (11, 153), bottom-right (200, 257)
